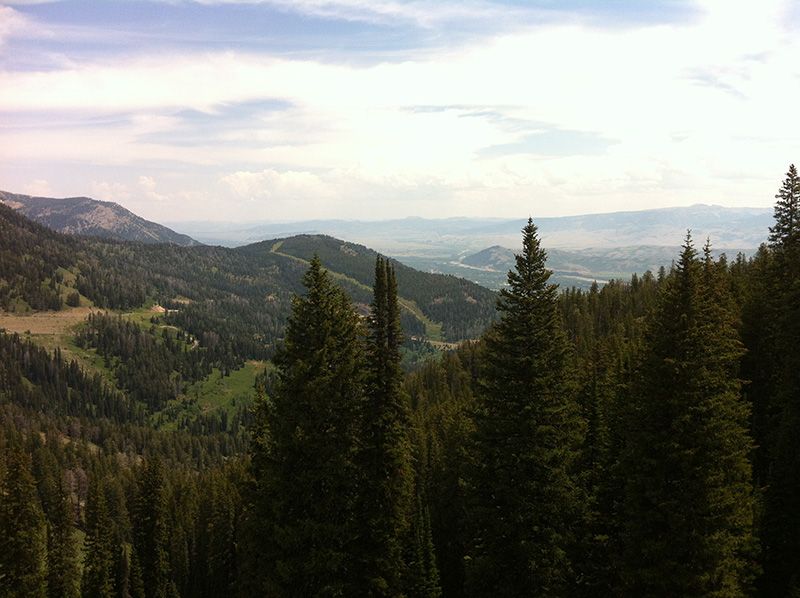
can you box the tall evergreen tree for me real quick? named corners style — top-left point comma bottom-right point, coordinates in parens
top-left (357, 256), bottom-right (416, 595)
top-left (46, 481), bottom-right (79, 598)
top-left (0, 449), bottom-right (47, 598)
top-left (768, 164), bottom-right (800, 248)
top-left (132, 458), bottom-right (172, 598)
top-left (467, 218), bottom-right (582, 597)
top-left (251, 255), bottom-right (367, 596)
top-left (406, 490), bottom-right (442, 598)
top-left (573, 338), bottom-right (626, 596)
top-left (759, 164), bottom-right (800, 596)
top-left (205, 474), bottom-right (238, 598)
top-left (620, 236), bottom-right (755, 596)
top-left (83, 479), bottom-right (116, 598)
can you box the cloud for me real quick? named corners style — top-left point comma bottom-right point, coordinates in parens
top-left (0, 1), bottom-right (59, 5)
top-left (90, 180), bottom-right (130, 202)
top-left (138, 175), bottom-right (168, 201)
top-left (1, 0), bottom-right (799, 220)
top-left (221, 168), bottom-right (330, 201)
top-left (22, 179), bottom-right (52, 196)
top-left (0, 6), bottom-right (33, 45)
top-left (180, 0), bottom-right (531, 29)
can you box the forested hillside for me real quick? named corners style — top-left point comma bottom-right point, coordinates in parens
top-left (2, 166), bottom-right (800, 596)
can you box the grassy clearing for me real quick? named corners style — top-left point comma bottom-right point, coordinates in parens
top-left (0, 306), bottom-right (96, 336)
top-left (183, 360), bottom-right (268, 414)
top-left (156, 360), bottom-right (269, 430)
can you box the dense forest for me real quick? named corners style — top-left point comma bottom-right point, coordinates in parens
top-left (1, 165), bottom-right (799, 596)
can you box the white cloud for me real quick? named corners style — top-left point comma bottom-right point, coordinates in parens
top-left (90, 180), bottom-right (130, 202)
top-left (221, 168), bottom-right (330, 200)
top-left (1, 0), bottom-right (799, 219)
top-left (22, 179), bottom-right (52, 196)
top-left (138, 175), bottom-right (168, 201)
top-left (0, 6), bottom-right (33, 45)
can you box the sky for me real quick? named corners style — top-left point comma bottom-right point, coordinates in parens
top-left (0, 0), bottom-right (798, 223)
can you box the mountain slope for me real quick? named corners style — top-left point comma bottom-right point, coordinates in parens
top-left (0, 190), bottom-right (200, 246)
top-left (0, 204), bottom-right (493, 348)
top-left (242, 234), bottom-right (497, 341)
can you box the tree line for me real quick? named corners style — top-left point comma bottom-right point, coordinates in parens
top-left (1, 165), bottom-right (799, 596)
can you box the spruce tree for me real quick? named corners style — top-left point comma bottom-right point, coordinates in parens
top-left (357, 256), bottom-right (415, 595)
top-left (467, 218), bottom-right (582, 597)
top-left (132, 458), bottom-right (171, 598)
top-left (620, 236), bottom-right (755, 595)
top-left (406, 491), bottom-right (442, 598)
top-left (759, 165), bottom-right (800, 595)
top-left (768, 164), bottom-right (800, 248)
top-left (83, 479), bottom-right (116, 598)
top-left (46, 481), bottom-right (79, 598)
top-left (573, 338), bottom-right (624, 596)
top-left (205, 475), bottom-right (237, 597)
top-left (251, 255), bottom-right (367, 596)
top-left (0, 449), bottom-right (47, 598)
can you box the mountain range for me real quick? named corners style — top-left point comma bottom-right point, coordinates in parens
top-left (0, 189), bottom-right (772, 290)
top-left (0, 190), bottom-right (199, 246)
top-left (167, 204), bottom-right (772, 252)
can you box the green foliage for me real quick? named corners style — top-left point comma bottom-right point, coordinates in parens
top-left (132, 458), bottom-right (172, 598)
top-left (467, 218), bottom-right (583, 597)
top-left (620, 236), bottom-right (756, 596)
top-left (4, 167), bottom-right (800, 597)
top-left (83, 479), bottom-right (116, 598)
top-left (0, 449), bottom-right (48, 598)
top-left (0, 331), bottom-right (142, 422)
top-left (355, 257), bottom-right (416, 595)
top-left (268, 235), bottom-right (496, 341)
top-left (755, 165), bottom-right (800, 596)
top-left (250, 256), bottom-right (367, 595)
top-left (769, 164), bottom-right (800, 248)
top-left (75, 313), bottom-right (223, 411)
top-left (405, 345), bottom-right (480, 598)
top-left (45, 481), bottom-right (80, 598)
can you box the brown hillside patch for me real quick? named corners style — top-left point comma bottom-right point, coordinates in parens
top-left (0, 307), bottom-right (97, 336)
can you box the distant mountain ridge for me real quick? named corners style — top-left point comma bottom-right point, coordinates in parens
top-left (168, 203), bottom-right (772, 253)
top-left (0, 190), bottom-right (200, 246)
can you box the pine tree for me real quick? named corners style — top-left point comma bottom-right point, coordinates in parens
top-left (405, 489), bottom-right (442, 598)
top-left (356, 256), bottom-right (415, 595)
top-left (0, 449), bottom-right (47, 598)
top-left (205, 475), bottom-right (237, 597)
top-left (132, 458), bottom-right (171, 598)
top-left (620, 236), bottom-right (755, 595)
top-left (467, 218), bottom-right (582, 597)
top-left (251, 255), bottom-right (367, 596)
top-left (759, 165), bottom-right (800, 596)
top-left (46, 481), bottom-right (79, 598)
top-left (573, 338), bottom-right (624, 596)
top-left (83, 478), bottom-right (116, 598)
top-left (768, 164), bottom-right (800, 248)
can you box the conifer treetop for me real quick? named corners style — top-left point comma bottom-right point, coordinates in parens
top-left (769, 164), bottom-right (800, 248)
